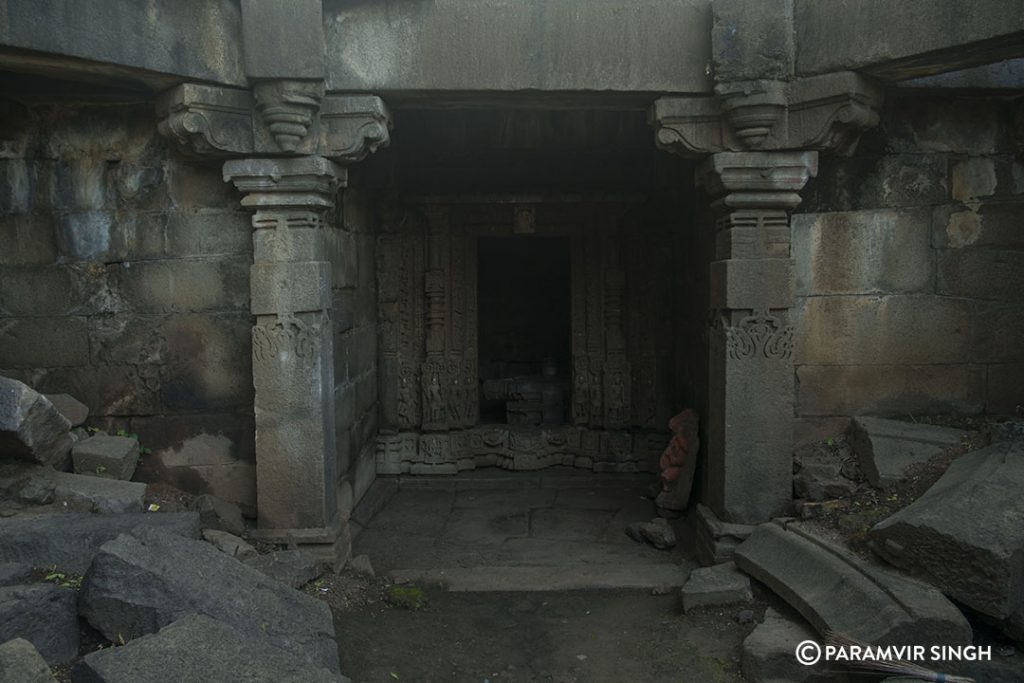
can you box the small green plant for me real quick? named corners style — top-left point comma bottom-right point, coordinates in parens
top-left (86, 426), bottom-right (101, 434)
top-left (44, 566), bottom-right (83, 590)
top-left (139, 446), bottom-right (152, 456)
top-left (95, 465), bottom-right (107, 474)
top-left (385, 585), bottom-right (427, 610)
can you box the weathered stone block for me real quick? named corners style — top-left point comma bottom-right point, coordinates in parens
top-left (680, 561), bottom-right (753, 612)
top-left (807, 154), bottom-right (948, 211)
top-left (202, 529), bottom-right (257, 561)
top-left (796, 364), bottom-right (986, 416)
top-left (879, 97), bottom-right (1003, 155)
top-left (0, 584), bottom-right (79, 665)
top-left (243, 549), bottom-right (322, 589)
top-left (149, 433), bottom-right (256, 514)
top-left (165, 210), bottom-right (251, 258)
top-left (710, 258), bottom-right (794, 310)
top-left (933, 201), bottom-right (1024, 250)
top-left (0, 267), bottom-right (91, 316)
top-left (0, 317), bottom-right (90, 368)
top-left (165, 160), bottom-right (239, 210)
top-left (250, 261), bottom-right (330, 315)
top-left (28, 468), bottom-right (146, 513)
top-left (43, 393), bottom-right (88, 427)
top-left (0, 511), bottom-right (200, 574)
top-left (792, 209), bottom-right (933, 296)
top-left (240, 0), bottom-right (325, 79)
top-left (798, 295), bottom-right (973, 366)
top-left (938, 248), bottom-right (1024, 303)
top-left (952, 156), bottom-right (998, 201)
top-left (848, 417), bottom-right (969, 488)
top-left (734, 521), bottom-right (972, 647)
top-left (80, 527), bottom-right (339, 672)
top-left (0, 638), bottom-right (57, 683)
top-left (0, 377), bottom-right (73, 468)
top-left (193, 493), bottom-right (246, 536)
top-left (974, 304), bottom-right (1024, 364)
top-left (72, 435), bottom-right (139, 481)
top-left (326, 228), bottom-right (358, 289)
top-left (110, 259), bottom-right (250, 314)
top-left (0, 214), bottom-right (58, 266)
top-left (712, 0), bottom-right (793, 81)
top-left (870, 442), bottom-right (1024, 637)
top-left (74, 614), bottom-right (342, 683)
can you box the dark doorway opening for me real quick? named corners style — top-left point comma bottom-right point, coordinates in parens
top-left (477, 236), bottom-right (571, 424)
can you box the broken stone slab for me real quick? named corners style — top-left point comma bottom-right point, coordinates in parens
top-left (244, 549), bottom-right (323, 589)
top-left (742, 607), bottom-right (849, 683)
top-left (43, 394), bottom-right (88, 428)
top-left (688, 503), bottom-right (755, 566)
top-left (0, 638), bottom-right (58, 683)
top-left (202, 529), bottom-right (258, 561)
top-left (625, 518), bottom-right (677, 550)
top-left (73, 613), bottom-right (347, 683)
top-left (734, 521), bottom-right (972, 647)
top-left (869, 441), bottom-right (1024, 639)
top-left (0, 511), bottom-right (200, 574)
top-left (680, 561), bottom-right (753, 612)
top-left (346, 553), bottom-right (375, 578)
top-left (72, 435), bottom-right (139, 481)
top-left (192, 493), bottom-right (246, 536)
top-left (79, 527), bottom-right (339, 673)
top-left (848, 417), bottom-right (969, 488)
top-left (0, 377), bottom-right (73, 469)
top-left (0, 584), bottom-right (79, 665)
top-left (0, 562), bottom-right (34, 586)
top-left (21, 468), bottom-right (146, 513)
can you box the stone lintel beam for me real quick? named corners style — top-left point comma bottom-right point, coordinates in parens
top-left (651, 71), bottom-right (882, 158)
top-left (157, 83), bottom-right (391, 162)
top-left (223, 156), bottom-right (342, 545)
top-left (699, 151), bottom-right (816, 525)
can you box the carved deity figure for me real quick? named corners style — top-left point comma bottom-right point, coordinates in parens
top-left (656, 408), bottom-right (700, 513)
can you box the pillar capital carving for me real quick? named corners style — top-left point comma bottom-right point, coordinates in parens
top-left (223, 156), bottom-right (346, 210)
top-left (156, 83), bottom-right (392, 163)
top-left (696, 151), bottom-right (818, 210)
top-left (651, 72), bottom-right (882, 158)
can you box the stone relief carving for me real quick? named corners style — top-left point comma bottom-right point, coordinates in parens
top-left (252, 313), bottom-right (325, 364)
top-left (720, 309), bottom-right (794, 361)
top-left (155, 84), bottom-right (254, 157)
top-left (253, 80), bottom-right (325, 153)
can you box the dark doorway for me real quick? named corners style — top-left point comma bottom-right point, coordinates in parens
top-left (477, 236), bottom-right (571, 424)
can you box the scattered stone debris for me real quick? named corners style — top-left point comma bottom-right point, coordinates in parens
top-left (72, 613), bottom-right (346, 683)
top-left (688, 504), bottom-right (754, 566)
top-left (870, 440), bottom-right (1024, 640)
top-left (192, 493), bottom-right (246, 536)
top-left (202, 529), bottom-right (258, 561)
top-left (79, 527), bottom-right (340, 673)
top-left (0, 584), bottom-right (79, 665)
top-left (0, 377), bottom-right (73, 469)
top-left (0, 638), bottom-right (57, 683)
top-left (625, 517), bottom-right (677, 550)
top-left (793, 434), bottom-right (860, 502)
top-left (72, 434), bottom-right (140, 481)
top-left (0, 512), bottom-right (200, 574)
top-left (736, 609), bottom-right (754, 625)
top-left (848, 416), bottom-right (970, 488)
top-left (42, 394), bottom-right (88, 429)
top-left (243, 548), bottom-right (324, 590)
top-left (743, 607), bottom-right (845, 683)
top-left (734, 520), bottom-right (972, 647)
top-left (680, 561), bottom-right (753, 612)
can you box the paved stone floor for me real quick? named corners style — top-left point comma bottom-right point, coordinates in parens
top-left (352, 468), bottom-right (694, 591)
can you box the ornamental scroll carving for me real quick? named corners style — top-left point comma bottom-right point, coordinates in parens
top-left (252, 313), bottom-right (326, 364)
top-left (720, 309), bottom-right (794, 361)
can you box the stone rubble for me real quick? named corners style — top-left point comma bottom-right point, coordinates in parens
top-left (72, 435), bottom-right (140, 481)
top-left (848, 416), bottom-right (969, 488)
top-left (244, 548), bottom-right (324, 589)
top-left (0, 584), bottom-right (79, 665)
top-left (42, 394), bottom-right (89, 429)
top-left (625, 517), bottom-right (677, 550)
top-left (192, 493), bottom-right (247, 536)
top-left (870, 440), bottom-right (1024, 639)
top-left (202, 529), bottom-right (258, 561)
top-left (742, 607), bottom-right (848, 683)
top-left (0, 638), bottom-right (57, 683)
top-left (0, 377), bottom-right (73, 470)
top-left (680, 561), bottom-right (753, 612)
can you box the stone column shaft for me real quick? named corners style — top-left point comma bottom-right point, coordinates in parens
top-left (698, 151), bottom-right (817, 524)
top-left (223, 156), bottom-right (345, 542)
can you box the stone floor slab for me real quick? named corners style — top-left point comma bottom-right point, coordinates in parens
top-left (438, 507), bottom-right (529, 546)
top-left (530, 507), bottom-right (615, 542)
top-left (390, 563), bottom-right (690, 592)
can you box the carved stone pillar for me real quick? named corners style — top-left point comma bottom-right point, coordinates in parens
top-left (223, 156), bottom-right (345, 545)
top-left (698, 151), bottom-right (816, 523)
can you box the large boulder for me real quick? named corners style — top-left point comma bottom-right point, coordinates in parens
top-left (23, 468), bottom-right (147, 513)
top-left (870, 441), bottom-right (1024, 639)
top-left (0, 512), bottom-right (200, 574)
top-left (72, 435), bottom-right (139, 481)
top-left (79, 527), bottom-right (339, 673)
top-left (0, 638), bottom-right (57, 683)
top-left (0, 584), bottom-right (79, 665)
top-left (848, 417), bottom-right (968, 488)
top-left (0, 377), bottom-right (73, 469)
top-left (73, 614), bottom-right (346, 683)
top-left (734, 521), bottom-right (972, 647)
top-left (43, 394), bottom-right (88, 428)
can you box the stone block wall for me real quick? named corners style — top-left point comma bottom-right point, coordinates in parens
top-left (328, 188), bottom-right (378, 513)
top-left (0, 99), bottom-right (256, 508)
top-left (794, 93), bottom-right (1024, 418)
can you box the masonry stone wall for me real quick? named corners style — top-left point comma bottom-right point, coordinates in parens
top-left (328, 188), bottom-right (379, 512)
top-left (0, 99), bottom-right (257, 509)
top-left (794, 93), bottom-right (1024, 418)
